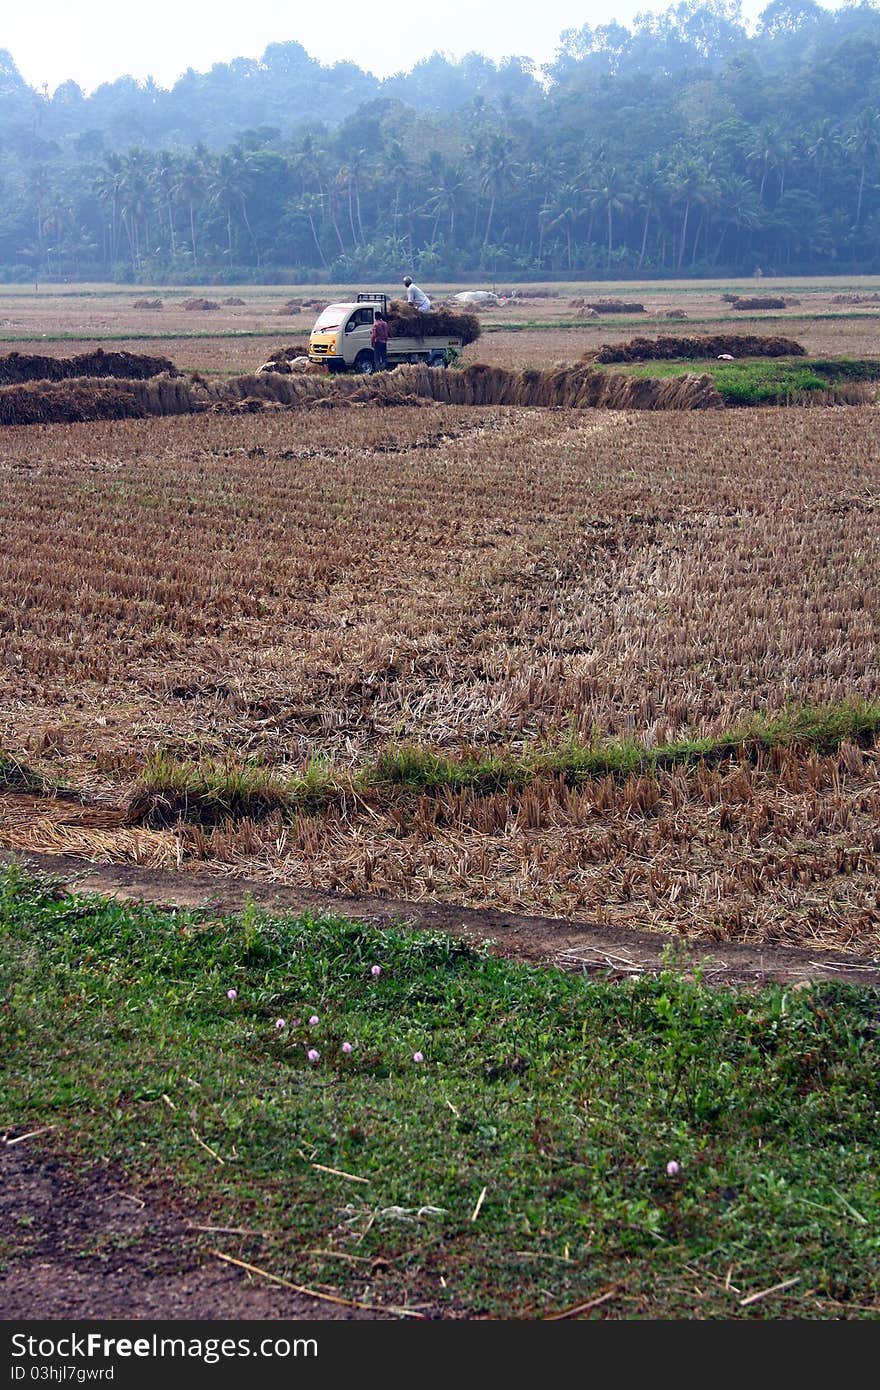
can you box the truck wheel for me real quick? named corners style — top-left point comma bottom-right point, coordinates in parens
top-left (354, 350), bottom-right (376, 375)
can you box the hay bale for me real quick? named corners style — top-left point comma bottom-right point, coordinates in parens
top-left (256, 340), bottom-right (313, 374)
top-left (386, 301), bottom-right (481, 346)
top-left (730, 296), bottom-right (787, 310)
top-left (0, 347), bottom-right (178, 385)
top-left (592, 333), bottom-right (806, 364)
top-left (265, 344), bottom-right (311, 363)
top-left (364, 361), bottom-right (723, 411)
top-left (506, 288), bottom-right (557, 298)
top-left (183, 297), bottom-right (221, 310)
top-left (587, 299), bottom-right (646, 313)
top-left (222, 297), bottom-right (246, 306)
top-left (0, 379), bottom-right (147, 425)
top-left (133, 298), bottom-right (163, 310)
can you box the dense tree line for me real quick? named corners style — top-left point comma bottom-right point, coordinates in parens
top-left (2, 1), bottom-right (880, 282)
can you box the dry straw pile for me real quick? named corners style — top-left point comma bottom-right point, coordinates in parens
top-left (591, 333), bottom-right (807, 363)
top-left (0, 348), bottom-right (177, 385)
top-left (586, 298), bottom-right (646, 313)
top-left (385, 301), bottom-right (482, 345)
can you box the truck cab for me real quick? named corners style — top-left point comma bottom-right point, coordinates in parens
top-left (309, 298), bottom-right (383, 374)
top-left (308, 293), bottom-right (456, 373)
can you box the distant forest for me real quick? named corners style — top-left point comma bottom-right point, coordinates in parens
top-left (3, 1), bottom-right (880, 283)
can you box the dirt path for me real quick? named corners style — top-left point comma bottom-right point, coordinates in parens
top-left (4, 847), bottom-right (880, 988)
top-left (0, 1140), bottom-right (406, 1321)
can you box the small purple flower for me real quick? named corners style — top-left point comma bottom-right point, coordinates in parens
top-left (370, 965), bottom-right (381, 977)
top-left (341, 1041), bottom-right (353, 1054)
top-left (275, 1018), bottom-right (286, 1030)
top-left (309, 1014), bottom-right (319, 1027)
top-left (307, 1048), bottom-right (320, 1063)
top-left (413, 1051), bottom-right (424, 1063)
top-left (226, 988), bottom-right (238, 1001)
top-left (291, 1018), bottom-right (300, 1027)
top-left (666, 1160), bottom-right (680, 1177)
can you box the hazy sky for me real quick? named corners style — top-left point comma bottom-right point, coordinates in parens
top-left (2, 0), bottom-right (780, 95)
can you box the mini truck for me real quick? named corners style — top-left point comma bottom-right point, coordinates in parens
top-left (308, 293), bottom-right (459, 373)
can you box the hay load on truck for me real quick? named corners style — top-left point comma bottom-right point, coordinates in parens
top-left (308, 293), bottom-right (480, 374)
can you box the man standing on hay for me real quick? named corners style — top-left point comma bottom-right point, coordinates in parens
top-left (403, 276), bottom-right (431, 312)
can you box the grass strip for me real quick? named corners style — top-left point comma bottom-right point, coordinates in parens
top-left (124, 699), bottom-right (880, 823)
top-left (621, 356), bottom-right (880, 404)
top-left (1, 863), bottom-right (878, 1318)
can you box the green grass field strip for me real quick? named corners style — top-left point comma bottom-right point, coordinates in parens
top-left (6, 701), bottom-right (880, 824)
top-left (119, 698), bottom-right (880, 822)
top-left (617, 356), bottom-right (880, 404)
top-left (1, 864), bottom-right (877, 1317)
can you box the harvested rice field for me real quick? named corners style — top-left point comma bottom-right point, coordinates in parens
top-left (3, 296), bottom-right (880, 966)
top-left (2, 274), bottom-right (880, 374)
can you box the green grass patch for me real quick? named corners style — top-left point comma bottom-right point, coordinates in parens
top-left (130, 700), bottom-right (880, 825)
top-left (1, 864), bottom-right (878, 1318)
top-left (621, 356), bottom-right (880, 404)
top-left (130, 750), bottom-right (339, 823)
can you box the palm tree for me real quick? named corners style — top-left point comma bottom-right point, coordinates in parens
top-left (746, 125), bottom-right (783, 204)
top-left (208, 148), bottom-right (258, 263)
top-left (292, 192), bottom-right (329, 268)
top-left (633, 159), bottom-right (668, 270)
top-left (806, 119), bottom-right (842, 200)
top-left (118, 151), bottom-right (153, 271)
top-left (423, 161), bottom-right (465, 247)
top-left (378, 140), bottom-right (412, 248)
top-left (593, 165), bottom-right (632, 268)
top-left (478, 133), bottom-right (518, 258)
top-left (539, 183), bottom-right (584, 270)
top-left (338, 147), bottom-right (369, 248)
top-left (94, 153), bottom-right (126, 265)
top-left (847, 108), bottom-right (880, 228)
top-left (172, 150), bottom-right (207, 269)
top-left (669, 157), bottom-right (712, 269)
top-left (711, 175), bottom-right (762, 264)
top-left (25, 164), bottom-right (52, 254)
top-left (153, 151), bottom-right (178, 257)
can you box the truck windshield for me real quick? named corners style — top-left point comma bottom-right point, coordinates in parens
top-left (313, 304), bottom-right (350, 331)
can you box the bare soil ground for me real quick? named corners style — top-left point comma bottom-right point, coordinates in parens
top-left (0, 1137), bottom-right (404, 1320)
